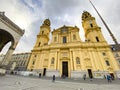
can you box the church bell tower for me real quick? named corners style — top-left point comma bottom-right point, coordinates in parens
top-left (82, 11), bottom-right (107, 43)
top-left (34, 19), bottom-right (51, 47)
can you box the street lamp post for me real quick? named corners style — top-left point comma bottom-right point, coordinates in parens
top-left (89, 0), bottom-right (119, 48)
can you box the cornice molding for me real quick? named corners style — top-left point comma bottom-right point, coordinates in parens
top-left (0, 12), bottom-right (24, 36)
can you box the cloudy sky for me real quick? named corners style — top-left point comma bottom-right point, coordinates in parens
top-left (0, 0), bottom-right (120, 54)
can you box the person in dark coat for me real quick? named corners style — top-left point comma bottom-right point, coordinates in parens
top-left (83, 74), bottom-right (86, 80)
top-left (52, 75), bottom-right (55, 82)
top-left (90, 75), bottom-right (93, 81)
top-left (39, 73), bottom-right (41, 78)
top-left (107, 75), bottom-right (112, 83)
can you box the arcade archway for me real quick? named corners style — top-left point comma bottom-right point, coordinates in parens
top-left (0, 29), bottom-right (15, 52)
top-left (0, 12), bottom-right (24, 68)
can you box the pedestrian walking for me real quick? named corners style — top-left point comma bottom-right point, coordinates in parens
top-left (39, 73), bottom-right (41, 78)
top-left (90, 75), bottom-right (93, 81)
top-left (104, 75), bottom-right (106, 79)
top-left (111, 75), bottom-right (114, 80)
top-left (52, 75), bottom-right (55, 82)
top-left (83, 74), bottom-right (86, 80)
top-left (107, 74), bottom-right (112, 83)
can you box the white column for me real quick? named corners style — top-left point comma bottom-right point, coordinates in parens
top-left (1, 47), bottom-right (14, 66)
top-left (1, 41), bottom-right (18, 66)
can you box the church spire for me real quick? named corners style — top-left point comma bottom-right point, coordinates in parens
top-left (82, 11), bottom-right (107, 43)
top-left (42, 19), bottom-right (51, 26)
top-left (89, 0), bottom-right (119, 46)
top-left (34, 19), bottom-right (51, 47)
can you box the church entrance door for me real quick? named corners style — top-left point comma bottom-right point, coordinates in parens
top-left (43, 68), bottom-right (46, 76)
top-left (88, 69), bottom-right (93, 78)
top-left (62, 61), bottom-right (68, 77)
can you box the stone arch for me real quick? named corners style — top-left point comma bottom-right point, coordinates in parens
top-left (0, 29), bottom-right (15, 52)
top-left (0, 12), bottom-right (24, 68)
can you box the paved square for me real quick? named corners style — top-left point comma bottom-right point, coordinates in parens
top-left (0, 75), bottom-right (120, 90)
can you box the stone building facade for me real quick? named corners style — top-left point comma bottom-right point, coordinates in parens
top-left (8, 52), bottom-right (31, 71)
top-left (110, 44), bottom-right (120, 69)
top-left (27, 11), bottom-right (120, 78)
top-left (0, 12), bottom-right (24, 66)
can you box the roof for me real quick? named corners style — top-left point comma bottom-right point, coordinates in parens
top-left (52, 25), bottom-right (79, 33)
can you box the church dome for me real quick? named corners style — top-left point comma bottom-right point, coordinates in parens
top-left (43, 19), bottom-right (51, 26)
top-left (82, 11), bottom-right (92, 20)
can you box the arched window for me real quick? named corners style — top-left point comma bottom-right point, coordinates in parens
top-left (42, 31), bottom-right (44, 35)
top-left (102, 52), bottom-right (106, 56)
top-left (73, 34), bottom-right (76, 40)
top-left (38, 42), bottom-right (41, 47)
top-left (32, 60), bottom-right (35, 65)
top-left (96, 36), bottom-right (99, 42)
top-left (51, 57), bottom-right (55, 64)
top-left (23, 61), bottom-right (26, 66)
top-left (89, 20), bottom-right (93, 27)
top-left (63, 36), bottom-right (67, 43)
top-left (54, 37), bottom-right (57, 42)
top-left (90, 24), bottom-right (93, 27)
top-left (76, 57), bottom-right (80, 64)
top-left (105, 60), bottom-right (110, 66)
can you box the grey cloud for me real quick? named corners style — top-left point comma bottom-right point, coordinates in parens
top-left (41, 0), bottom-right (90, 29)
top-left (1, 0), bottom-right (120, 54)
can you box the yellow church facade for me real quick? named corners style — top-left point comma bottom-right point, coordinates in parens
top-left (27, 11), bottom-right (120, 78)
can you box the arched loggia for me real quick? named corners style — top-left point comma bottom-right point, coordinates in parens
top-left (0, 12), bottom-right (24, 72)
top-left (0, 29), bottom-right (15, 52)
top-left (0, 29), bottom-right (15, 67)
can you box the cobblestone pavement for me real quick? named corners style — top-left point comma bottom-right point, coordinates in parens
top-left (0, 75), bottom-right (120, 90)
